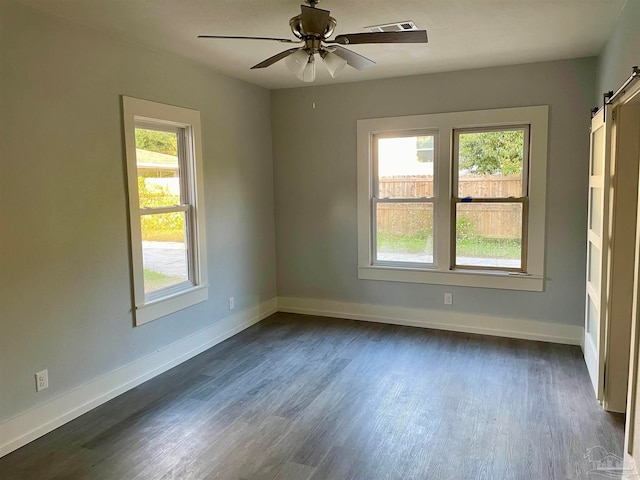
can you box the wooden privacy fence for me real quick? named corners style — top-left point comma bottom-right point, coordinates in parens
top-left (378, 175), bottom-right (523, 239)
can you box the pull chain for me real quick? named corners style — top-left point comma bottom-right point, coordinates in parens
top-left (302, 85), bottom-right (317, 109)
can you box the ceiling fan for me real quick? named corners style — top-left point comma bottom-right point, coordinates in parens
top-left (198, 0), bottom-right (428, 82)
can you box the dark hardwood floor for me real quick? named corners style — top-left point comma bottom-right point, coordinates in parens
top-left (0, 313), bottom-right (625, 479)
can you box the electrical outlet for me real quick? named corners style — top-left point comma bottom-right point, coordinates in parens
top-left (35, 369), bottom-right (48, 392)
top-left (228, 297), bottom-right (235, 310)
top-left (444, 293), bottom-right (453, 305)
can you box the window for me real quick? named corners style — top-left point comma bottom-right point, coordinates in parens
top-left (357, 106), bottom-right (548, 291)
top-left (452, 127), bottom-right (528, 271)
top-left (374, 132), bottom-right (437, 266)
top-left (122, 97), bottom-right (208, 325)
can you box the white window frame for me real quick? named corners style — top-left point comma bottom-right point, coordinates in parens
top-left (123, 96), bottom-right (208, 325)
top-left (372, 130), bottom-right (438, 269)
top-left (357, 106), bottom-right (548, 291)
top-left (451, 125), bottom-right (530, 272)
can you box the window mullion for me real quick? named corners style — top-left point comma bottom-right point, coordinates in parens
top-left (134, 120), bottom-right (180, 134)
top-left (140, 204), bottom-right (189, 216)
top-left (177, 128), bottom-right (190, 205)
top-left (435, 126), bottom-right (450, 272)
top-left (451, 197), bottom-right (527, 203)
top-left (375, 197), bottom-right (436, 203)
top-left (521, 198), bottom-right (529, 271)
top-left (522, 126), bottom-right (531, 196)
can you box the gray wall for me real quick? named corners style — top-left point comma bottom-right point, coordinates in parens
top-left (272, 58), bottom-right (596, 326)
top-left (0, 0), bottom-right (276, 421)
top-left (596, 0), bottom-right (640, 104)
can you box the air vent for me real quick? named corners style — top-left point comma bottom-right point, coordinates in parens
top-left (365, 21), bottom-right (418, 33)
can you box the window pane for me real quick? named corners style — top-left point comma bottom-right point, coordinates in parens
top-left (589, 187), bottom-right (603, 236)
top-left (135, 128), bottom-right (181, 208)
top-left (377, 135), bottom-right (434, 199)
top-left (455, 203), bottom-right (522, 268)
top-left (588, 243), bottom-right (601, 290)
top-left (587, 297), bottom-right (598, 346)
top-left (457, 129), bottom-right (525, 198)
top-left (591, 126), bottom-right (603, 176)
top-left (141, 212), bottom-right (189, 294)
top-left (376, 202), bottom-right (433, 263)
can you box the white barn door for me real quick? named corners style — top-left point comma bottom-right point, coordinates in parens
top-left (584, 108), bottom-right (611, 401)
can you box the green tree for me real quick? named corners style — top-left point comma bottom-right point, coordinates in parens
top-left (135, 128), bottom-right (177, 155)
top-left (458, 130), bottom-right (524, 175)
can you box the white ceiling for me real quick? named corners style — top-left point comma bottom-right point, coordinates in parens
top-left (17, 0), bottom-right (627, 89)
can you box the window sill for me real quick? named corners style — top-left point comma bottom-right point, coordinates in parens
top-left (135, 284), bottom-right (209, 326)
top-left (358, 266), bottom-right (543, 291)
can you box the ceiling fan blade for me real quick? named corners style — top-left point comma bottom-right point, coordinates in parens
top-left (250, 47), bottom-right (302, 69)
top-left (198, 35), bottom-right (300, 44)
top-left (332, 30), bottom-right (428, 45)
top-left (331, 46), bottom-right (375, 70)
top-left (300, 5), bottom-right (331, 36)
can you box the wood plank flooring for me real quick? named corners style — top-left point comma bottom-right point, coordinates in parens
top-left (0, 313), bottom-right (625, 479)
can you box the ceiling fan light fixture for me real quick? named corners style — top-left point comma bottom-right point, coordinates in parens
top-left (321, 51), bottom-right (347, 78)
top-left (285, 48), bottom-right (309, 75)
top-left (297, 53), bottom-right (316, 82)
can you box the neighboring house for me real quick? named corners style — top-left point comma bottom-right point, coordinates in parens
top-left (136, 148), bottom-right (180, 195)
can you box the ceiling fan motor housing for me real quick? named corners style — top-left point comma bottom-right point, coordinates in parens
top-left (289, 9), bottom-right (336, 42)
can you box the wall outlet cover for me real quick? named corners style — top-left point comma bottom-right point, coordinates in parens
top-left (35, 370), bottom-right (49, 392)
top-left (444, 293), bottom-right (453, 305)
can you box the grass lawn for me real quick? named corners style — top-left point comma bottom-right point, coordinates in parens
top-left (377, 233), bottom-right (520, 259)
top-left (456, 237), bottom-right (520, 259)
top-left (377, 234), bottom-right (432, 254)
top-left (144, 269), bottom-right (186, 292)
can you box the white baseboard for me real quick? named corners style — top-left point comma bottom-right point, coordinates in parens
top-left (0, 295), bottom-right (583, 459)
top-left (0, 298), bottom-right (277, 459)
top-left (277, 296), bottom-right (583, 346)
